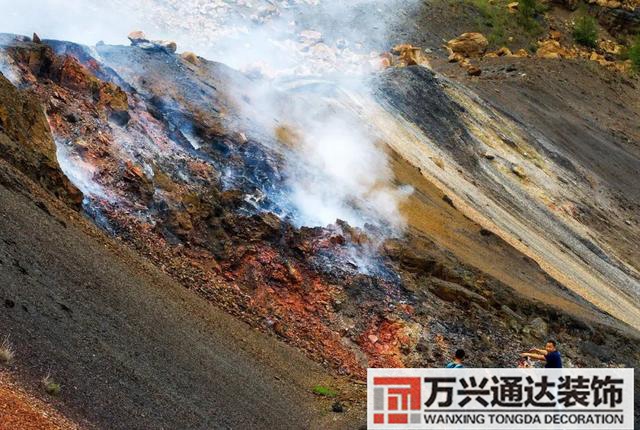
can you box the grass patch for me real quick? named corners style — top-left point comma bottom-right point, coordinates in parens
top-left (460, 0), bottom-right (546, 46)
top-left (312, 385), bottom-right (338, 398)
top-left (0, 336), bottom-right (15, 364)
top-left (517, 0), bottom-right (547, 33)
top-left (573, 12), bottom-right (598, 48)
top-left (42, 374), bottom-right (61, 396)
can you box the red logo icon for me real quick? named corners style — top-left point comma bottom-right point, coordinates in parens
top-left (372, 377), bottom-right (422, 425)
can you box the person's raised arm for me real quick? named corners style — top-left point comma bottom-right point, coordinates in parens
top-left (520, 352), bottom-right (546, 361)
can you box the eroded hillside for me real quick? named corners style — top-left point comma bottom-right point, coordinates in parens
top-left (0, 0), bottom-right (639, 428)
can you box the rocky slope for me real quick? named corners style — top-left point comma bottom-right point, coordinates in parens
top-left (0, 0), bottom-right (639, 427)
top-left (0, 114), bottom-right (362, 429)
top-left (1, 31), bottom-right (638, 363)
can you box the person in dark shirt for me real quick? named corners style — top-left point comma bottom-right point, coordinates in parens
top-left (445, 349), bottom-right (465, 368)
top-left (520, 340), bottom-right (563, 368)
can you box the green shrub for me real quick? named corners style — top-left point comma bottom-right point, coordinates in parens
top-left (519, 0), bottom-right (546, 19)
top-left (518, 0), bottom-right (547, 32)
top-left (573, 14), bottom-right (598, 48)
top-left (519, 0), bottom-right (538, 17)
top-left (629, 36), bottom-right (640, 70)
top-left (42, 374), bottom-right (61, 396)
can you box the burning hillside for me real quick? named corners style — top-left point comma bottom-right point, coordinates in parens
top-left (0, 0), bottom-right (639, 428)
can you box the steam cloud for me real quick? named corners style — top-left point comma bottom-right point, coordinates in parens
top-left (0, 0), bottom-right (418, 233)
top-left (55, 140), bottom-right (110, 201)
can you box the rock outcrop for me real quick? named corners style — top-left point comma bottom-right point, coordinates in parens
top-left (446, 32), bottom-right (489, 58)
top-left (0, 73), bottom-right (81, 206)
top-left (127, 30), bottom-right (177, 53)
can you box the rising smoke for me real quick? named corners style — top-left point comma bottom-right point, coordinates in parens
top-left (0, 0), bottom-right (419, 233)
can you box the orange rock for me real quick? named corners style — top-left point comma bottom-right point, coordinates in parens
top-left (448, 52), bottom-right (465, 63)
top-left (464, 63), bottom-right (482, 76)
top-left (536, 40), bottom-right (574, 59)
top-left (391, 44), bottom-right (430, 67)
top-left (549, 30), bottom-right (562, 41)
top-left (512, 48), bottom-right (530, 58)
top-left (447, 32), bottom-right (489, 58)
top-left (128, 30), bottom-right (148, 44)
top-left (181, 51), bottom-right (200, 65)
top-left (496, 46), bottom-right (513, 57)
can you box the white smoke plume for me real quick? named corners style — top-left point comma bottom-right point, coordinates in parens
top-left (284, 113), bottom-right (413, 231)
top-left (55, 140), bottom-right (111, 201)
top-left (0, 0), bottom-right (420, 234)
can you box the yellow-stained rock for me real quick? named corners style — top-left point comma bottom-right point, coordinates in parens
top-left (536, 40), bottom-right (574, 59)
top-left (447, 33), bottom-right (489, 58)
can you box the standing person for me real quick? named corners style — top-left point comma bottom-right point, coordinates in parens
top-left (445, 349), bottom-right (465, 368)
top-left (520, 340), bottom-right (563, 368)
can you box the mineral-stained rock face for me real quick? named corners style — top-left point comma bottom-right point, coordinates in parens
top-left (0, 73), bottom-right (81, 206)
top-left (0, 33), bottom-right (638, 381)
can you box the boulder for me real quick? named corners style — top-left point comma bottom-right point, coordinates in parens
top-left (181, 52), bottom-right (200, 65)
top-left (496, 47), bottom-right (513, 57)
top-left (599, 39), bottom-right (623, 55)
top-left (128, 31), bottom-right (177, 54)
top-left (156, 40), bottom-right (177, 54)
top-left (448, 52), bottom-right (465, 63)
top-left (128, 31), bottom-right (149, 45)
top-left (526, 317), bottom-right (549, 339)
top-left (512, 48), bottom-right (530, 58)
top-left (536, 40), bottom-right (573, 59)
top-left (447, 33), bottom-right (489, 58)
top-left (465, 65), bottom-right (482, 76)
top-left (429, 278), bottom-right (488, 305)
top-left (501, 305), bottom-right (525, 321)
top-left (391, 44), bottom-right (430, 67)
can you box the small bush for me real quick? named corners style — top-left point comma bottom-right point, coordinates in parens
top-left (629, 36), bottom-right (640, 70)
top-left (519, 0), bottom-right (538, 18)
top-left (0, 336), bottom-right (15, 364)
top-left (42, 374), bottom-right (61, 396)
top-left (573, 14), bottom-right (598, 48)
top-left (312, 385), bottom-right (337, 398)
top-left (518, 0), bottom-right (545, 33)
